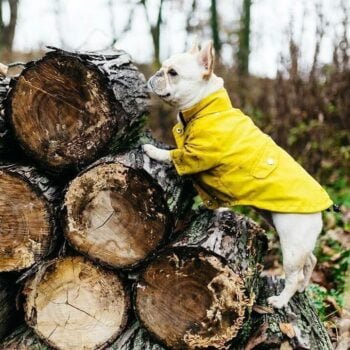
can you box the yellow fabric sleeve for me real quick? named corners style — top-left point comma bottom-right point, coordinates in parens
top-left (170, 131), bottom-right (220, 176)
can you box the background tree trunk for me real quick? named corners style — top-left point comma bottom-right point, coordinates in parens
top-left (5, 47), bottom-right (148, 175)
top-left (237, 0), bottom-right (251, 76)
top-left (141, 0), bottom-right (165, 68)
top-left (210, 0), bottom-right (221, 57)
top-left (0, 0), bottom-right (19, 52)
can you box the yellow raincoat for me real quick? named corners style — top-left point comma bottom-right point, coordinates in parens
top-left (170, 88), bottom-right (333, 213)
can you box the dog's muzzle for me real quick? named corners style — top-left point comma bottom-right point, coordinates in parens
top-left (147, 74), bottom-right (171, 98)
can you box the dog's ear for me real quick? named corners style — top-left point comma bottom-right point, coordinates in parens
top-left (198, 40), bottom-right (215, 80)
top-left (188, 36), bottom-right (199, 54)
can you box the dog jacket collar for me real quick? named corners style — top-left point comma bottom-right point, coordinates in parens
top-left (180, 88), bottom-right (232, 124)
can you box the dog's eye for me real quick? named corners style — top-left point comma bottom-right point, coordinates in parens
top-left (168, 69), bottom-right (178, 76)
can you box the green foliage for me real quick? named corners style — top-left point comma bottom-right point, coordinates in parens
top-left (326, 178), bottom-right (350, 209)
top-left (307, 284), bottom-right (343, 322)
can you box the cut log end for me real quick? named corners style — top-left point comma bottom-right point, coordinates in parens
top-left (23, 256), bottom-right (129, 350)
top-left (9, 55), bottom-right (122, 170)
top-left (0, 168), bottom-right (52, 272)
top-left (135, 247), bottom-right (250, 349)
top-left (63, 162), bottom-right (170, 268)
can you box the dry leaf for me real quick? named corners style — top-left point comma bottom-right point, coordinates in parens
top-left (245, 323), bottom-right (268, 350)
top-left (280, 340), bottom-right (293, 350)
top-left (325, 296), bottom-right (342, 315)
top-left (253, 304), bottom-right (274, 314)
top-left (279, 322), bottom-right (296, 338)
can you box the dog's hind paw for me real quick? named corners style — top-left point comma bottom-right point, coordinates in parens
top-left (267, 295), bottom-right (288, 309)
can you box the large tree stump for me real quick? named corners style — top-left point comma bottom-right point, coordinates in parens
top-left (0, 164), bottom-right (59, 272)
top-left (0, 275), bottom-right (19, 341)
top-left (5, 47), bottom-right (148, 174)
top-left (135, 209), bottom-right (267, 349)
top-left (244, 276), bottom-right (333, 350)
top-left (62, 160), bottom-right (172, 269)
top-left (23, 256), bottom-right (129, 350)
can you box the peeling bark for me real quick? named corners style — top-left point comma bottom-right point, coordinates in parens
top-left (107, 321), bottom-right (165, 350)
top-left (244, 276), bottom-right (333, 350)
top-left (135, 209), bottom-right (267, 349)
top-left (0, 325), bottom-right (51, 350)
top-left (5, 47), bottom-right (149, 174)
top-left (0, 77), bottom-right (11, 157)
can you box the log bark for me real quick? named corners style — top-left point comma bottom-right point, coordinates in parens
top-left (0, 275), bottom-right (19, 341)
top-left (22, 256), bottom-right (130, 350)
top-left (0, 164), bottom-right (60, 272)
top-left (61, 160), bottom-right (172, 270)
top-left (107, 321), bottom-right (165, 350)
top-left (5, 47), bottom-right (149, 174)
top-left (0, 77), bottom-right (10, 156)
top-left (0, 325), bottom-right (51, 350)
top-left (243, 276), bottom-right (333, 350)
top-left (135, 209), bottom-right (267, 349)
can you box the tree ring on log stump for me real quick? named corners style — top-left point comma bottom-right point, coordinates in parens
top-left (8, 55), bottom-right (123, 171)
top-left (63, 162), bottom-right (170, 269)
top-left (135, 247), bottom-right (249, 349)
top-left (0, 169), bottom-right (53, 272)
top-left (23, 256), bottom-right (129, 350)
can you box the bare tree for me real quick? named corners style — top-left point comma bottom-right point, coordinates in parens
top-left (140, 0), bottom-right (165, 68)
top-left (108, 0), bottom-right (136, 49)
top-left (237, 0), bottom-right (251, 75)
top-left (0, 0), bottom-right (19, 52)
top-left (210, 0), bottom-right (221, 57)
top-left (53, 0), bottom-right (65, 48)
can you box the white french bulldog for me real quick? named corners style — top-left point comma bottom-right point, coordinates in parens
top-left (143, 41), bottom-right (325, 309)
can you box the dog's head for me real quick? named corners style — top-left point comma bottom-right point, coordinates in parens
top-left (148, 40), bottom-right (223, 110)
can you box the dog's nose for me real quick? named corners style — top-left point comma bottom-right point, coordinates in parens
top-left (155, 70), bottom-right (164, 78)
top-left (147, 77), bottom-right (154, 91)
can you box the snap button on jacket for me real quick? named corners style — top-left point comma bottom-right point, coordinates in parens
top-left (170, 88), bottom-right (333, 213)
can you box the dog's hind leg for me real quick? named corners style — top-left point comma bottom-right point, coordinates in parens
top-left (298, 253), bottom-right (317, 292)
top-left (267, 212), bottom-right (322, 309)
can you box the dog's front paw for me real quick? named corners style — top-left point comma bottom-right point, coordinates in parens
top-left (143, 144), bottom-right (158, 158)
top-left (267, 295), bottom-right (288, 309)
top-left (142, 144), bottom-right (171, 163)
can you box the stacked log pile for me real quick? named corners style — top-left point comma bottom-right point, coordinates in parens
top-left (0, 47), bottom-right (332, 350)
